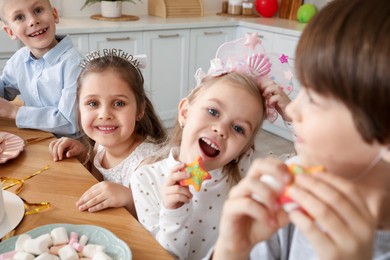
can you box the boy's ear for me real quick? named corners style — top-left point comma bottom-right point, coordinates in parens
top-left (52, 7), bottom-right (60, 24)
top-left (178, 98), bottom-right (189, 125)
top-left (3, 26), bottom-right (17, 40)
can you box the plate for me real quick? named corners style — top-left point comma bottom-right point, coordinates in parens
top-left (0, 223), bottom-right (132, 259)
top-left (0, 132), bottom-right (25, 164)
top-left (0, 190), bottom-right (25, 239)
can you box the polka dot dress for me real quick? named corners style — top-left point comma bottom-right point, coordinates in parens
top-left (131, 148), bottom-right (257, 259)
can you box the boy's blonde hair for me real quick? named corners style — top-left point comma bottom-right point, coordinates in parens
top-left (0, 0), bottom-right (53, 23)
top-left (149, 72), bottom-right (266, 186)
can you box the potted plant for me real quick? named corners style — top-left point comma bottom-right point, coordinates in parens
top-left (81, 0), bottom-right (141, 18)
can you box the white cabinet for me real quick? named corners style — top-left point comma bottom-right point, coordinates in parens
top-left (238, 27), bottom-right (300, 141)
top-left (188, 27), bottom-right (236, 90)
top-left (273, 33), bottom-right (299, 59)
top-left (0, 33), bottom-right (21, 76)
top-left (69, 34), bottom-right (89, 55)
top-left (0, 33), bottom-right (22, 59)
top-left (0, 59), bottom-right (7, 73)
top-left (143, 29), bottom-right (190, 127)
top-left (88, 32), bottom-right (144, 55)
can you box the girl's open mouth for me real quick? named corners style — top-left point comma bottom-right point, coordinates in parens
top-left (199, 138), bottom-right (220, 157)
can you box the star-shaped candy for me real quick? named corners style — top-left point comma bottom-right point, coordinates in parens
top-left (279, 54), bottom-right (289, 64)
top-left (243, 32), bottom-right (261, 50)
top-left (180, 156), bottom-right (211, 192)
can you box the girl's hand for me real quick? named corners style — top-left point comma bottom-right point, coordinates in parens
top-left (49, 137), bottom-right (85, 161)
top-left (213, 158), bottom-right (291, 260)
top-left (289, 172), bottom-right (376, 260)
top-left (260, 78), bottom-right (292, 122)
top-left (161, 163), bottom-right (193, 209)
top-left (76, 181), bottom-right (133, 213)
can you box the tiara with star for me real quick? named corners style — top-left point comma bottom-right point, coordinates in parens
top-left (79, 48), bottom-right (147, 70)
top-left (194, 32), bottom-right (295, 123)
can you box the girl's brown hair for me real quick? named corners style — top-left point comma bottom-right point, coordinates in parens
top-left (76, 54), bottom-right (167, 146)
top-left (295, 0), bottom-right (390, 144)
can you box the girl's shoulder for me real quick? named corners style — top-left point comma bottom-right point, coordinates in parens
top-left (127, 141), bottom-right (159, 164)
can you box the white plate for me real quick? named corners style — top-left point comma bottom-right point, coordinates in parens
top-left (0, 223), bottom-right (132, 259)
top-left (0, 132), bottom-right (25, 164)
top-left (0, 191), bottom-right (25, 238)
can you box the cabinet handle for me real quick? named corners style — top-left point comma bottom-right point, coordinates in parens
top-left (204, 31), bottom-right (223, 36)
top-left (106, 37), bottom-right (131, 41)
top-left (158, 34), bottom-right (180, 38)
top-left (258, 35), bottom-right (265, 39)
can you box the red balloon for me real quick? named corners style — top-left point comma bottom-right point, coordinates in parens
top-left (255, 0), bottom-right (279, 18)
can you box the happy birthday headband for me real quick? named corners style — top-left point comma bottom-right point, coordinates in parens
top-left (194, 32), bottom-right (295, 122)
top-left (79, 48), bottom-right (147, 70)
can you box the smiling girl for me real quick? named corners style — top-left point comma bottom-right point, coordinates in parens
top-left (49, 51), bottom-right (167, 216)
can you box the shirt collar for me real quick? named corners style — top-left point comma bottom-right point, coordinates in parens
top-left (24, 35), bottom-right (72, 65)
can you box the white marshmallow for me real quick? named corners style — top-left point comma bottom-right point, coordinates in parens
top-left (51, 227), bottom-right (69, 245)
top-left (34, 252), bottom-right (60, 260)
top-left (12, 251), bottom-right (35, 260)
top-left (92, 251), bottom-right (113, 260)
top-left (82, 244), bottom-right (105, 258)
top-left (58, 245), bottom-right (79, 260)
top-left (15, 234), bottom-right (31, 252)
top-left (78, 234), bottom-right (88, 246)
top-left (22, 234), bottom-right (52, 255)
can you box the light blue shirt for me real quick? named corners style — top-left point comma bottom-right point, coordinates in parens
top-left (0, 35), bottom-right (83, 136)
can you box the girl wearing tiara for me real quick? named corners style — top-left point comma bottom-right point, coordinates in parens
top-left (49, 50), bottom-right (167, 216)
top-left (130, 34), bottom-right (290, 259)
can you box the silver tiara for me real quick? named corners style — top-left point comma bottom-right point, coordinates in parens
top-left (79, 48), bottom-right (147, 69)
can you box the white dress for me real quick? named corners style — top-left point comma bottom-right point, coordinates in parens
top-left (131, 147), bottom-right (259, 260)
top-left (94, 141), bottom-right (160, 187)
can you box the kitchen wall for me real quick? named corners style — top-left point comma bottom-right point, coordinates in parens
top-left (52, 0), bottom-right (225, 18)
top-left (53, 0), bottom-right (329, 18)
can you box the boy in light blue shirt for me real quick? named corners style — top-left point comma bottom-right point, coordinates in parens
top-left (0, 0), bottom-right (83, 137)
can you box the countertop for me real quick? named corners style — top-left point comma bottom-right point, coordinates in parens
top-left (56, 14), bottom-right (306, 37)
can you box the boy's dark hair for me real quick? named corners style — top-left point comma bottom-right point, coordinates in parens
top-left (295, 0), bottom-right (390, 144)
top-left (76, 54), bottom-right (167, 145)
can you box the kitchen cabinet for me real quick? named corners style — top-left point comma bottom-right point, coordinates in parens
top-left (88, 31), bottom-right (144, 55)
top-left (0, 33), bottom-right (22, 78)
top-left (0, 32), bottom-right (22, 74)
top-left (0, 33), bottom-right (22, 59)
top-left (237, 27), bottom-right (300, 141)
top-left (188, 27), bottom-right (236, 90)
top-left (69, 34), bottom-right (89, 55)
top-left (143, 29), bottom-right (190, 127)
top-left (0, 59), bottom-right (7, 73)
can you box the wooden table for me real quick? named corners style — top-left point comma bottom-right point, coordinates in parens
top-left (0, 119), bottom-right (173, 259)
